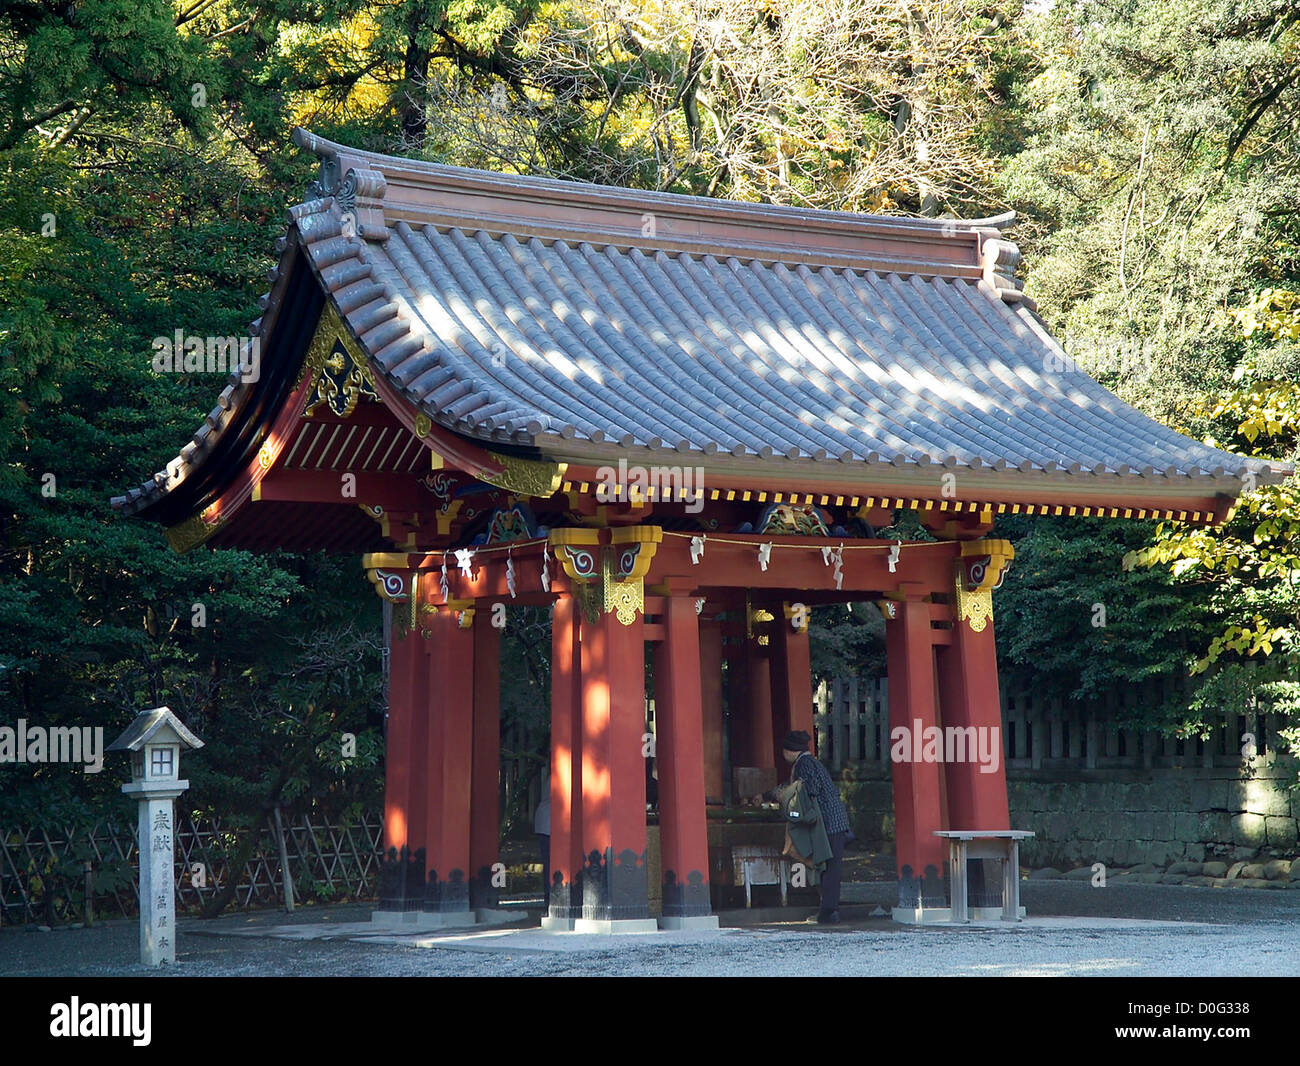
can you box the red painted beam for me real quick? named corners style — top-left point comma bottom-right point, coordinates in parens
top-left (418, 535), bottom-right (960, 604)
top-left (254, 467), bottom-right (435, 509)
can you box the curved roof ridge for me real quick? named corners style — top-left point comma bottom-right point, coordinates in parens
top-left (290, 127), bottom-right (1020, 285)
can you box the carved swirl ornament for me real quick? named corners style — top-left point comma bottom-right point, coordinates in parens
top-left (562, 545), bottom-right (597, 579)
top-left (374, 570), bottom-right (409, 602)
top-left (954, 538), bottom-right (1014, 632)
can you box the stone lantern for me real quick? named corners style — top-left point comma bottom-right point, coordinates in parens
top-left (107, 707), bottom-right (203, 967)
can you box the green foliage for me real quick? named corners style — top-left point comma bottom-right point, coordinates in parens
top-left (993, 516), bottom-right (1214, 702)
top-left (809, 602), bottom-right (886, 683)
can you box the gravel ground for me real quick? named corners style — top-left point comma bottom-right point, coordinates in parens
top-left (2, 881), bottom-right (1298, 977)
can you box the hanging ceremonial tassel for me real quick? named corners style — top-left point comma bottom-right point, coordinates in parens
top-left (757, 542), bottom-right (773, 572)
top-left (833, 543), bottom-right (844, 590)
top-left (690, 535), bottom-right (706, 564)
top-left (540, 546), bottom-right (551, 593)
top-left (888, 540), bottom-right (901, 574)
top-left (454, 547), bottom-right (475, 577)
top-left (506, 545), bottom-right (517, 599)
top-left (440, 553), bottom-right (450, 602)
top-left (821, 545), bottom-right (833, 566)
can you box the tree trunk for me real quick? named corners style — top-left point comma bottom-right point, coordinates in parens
top-left (402, 14), bottom-right (431, 148)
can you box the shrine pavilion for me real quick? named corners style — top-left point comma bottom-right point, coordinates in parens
top-left (114, 129), bottom-right (1288, 930)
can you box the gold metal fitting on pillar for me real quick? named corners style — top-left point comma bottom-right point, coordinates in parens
top-left (548, 526), bottom-right (661, 626)
top-left (443, 598), bottom-right (476, 630)
top-left (745, 592), bottom-right (775, 645)
top-left (953, 538), bottom-right (1014, 632)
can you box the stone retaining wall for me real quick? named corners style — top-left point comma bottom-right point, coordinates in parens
top-left (836, 765), bottom-right (1299, 868)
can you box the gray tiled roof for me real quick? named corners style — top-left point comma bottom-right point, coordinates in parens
top-left (113, 131), bottom-right (1291, 519)
top-left (345, 218), bottom-right (1250, 475)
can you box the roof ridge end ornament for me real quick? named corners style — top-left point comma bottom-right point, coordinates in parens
top-left (294, 128), bottom-right (389, 241)
top-left (335, 168), bottom-right (389, 242)
top-left (978, 233), bottom-right (1037, 310)
top-left (297, 127), bottom-right (343, 199)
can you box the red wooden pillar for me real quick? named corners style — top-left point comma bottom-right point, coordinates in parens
top-left (886, 595), bottom-right (948, 912)
top-left (545, 592), bottom-right (583, 922)
top-left (383, 624), bottom-right (419, 853)
top-left (381, 616), bottom-right (430, 909)
top-left (652, 593), bottom-right (714, 922)
top-left (699, 618), bottom-right (725, 804)
top-left (577, 602), bottom-right (650, 925)
top-left (769, 608), bottom-right (815, 758)
top-left (422, 605), bottom-right (475, 912)
top-left (736, 638), bottom-right (775, 771)
top-left (937, 614), bottom-right (1010, 831)
top-left (470, 613), bottom-right (501, 909)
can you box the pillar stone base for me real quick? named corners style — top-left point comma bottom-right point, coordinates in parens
top-left (658, 915), bottom-right (720, 930)
top-left (572, 918), bottom-right (660, 934)
top-left (892, 905), bottom-right (1025, 925)
top-left (891, 906), bottom-right (954, 925)
top-left (540, 915), bottom-right (576, 931)
top-left (370, 909), bottom-right (477, 930)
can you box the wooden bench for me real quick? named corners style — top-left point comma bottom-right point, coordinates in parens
top-left (933, 830), bottom-right (1035, 922)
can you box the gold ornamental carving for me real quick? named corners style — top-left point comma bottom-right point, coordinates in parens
top-left (164, 508), bottom-right (227, 554)
top-left (298, 303), bottom-right (380, 419)
top-left (481, 451), bottom-right (567, 499)
top-left (955, 585), bottom-right (995, 632)
top-left (548, 526), bottom-right (659, 626)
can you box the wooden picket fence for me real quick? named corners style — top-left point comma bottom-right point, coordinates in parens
top-left (813, 675), bottom-right (1291, 772)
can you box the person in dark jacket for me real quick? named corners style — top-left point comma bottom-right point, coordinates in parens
top-left (770, 730), bottom-right (853, 924)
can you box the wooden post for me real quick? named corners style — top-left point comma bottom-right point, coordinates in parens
top-left (272, 805), bottom-right (295, 913)
top-left (769, 607), bottom-right (814, 761)
top-left (653, 592), bottom-right (716, 926)
top-left (699, 617), bottom-right (725, 804)
top-left (935, 606), bottom-right (1011, 833)
top-left (422, 605), bottom-right (474, 913)
top-left (886, 595), bottom-right (947, 912)
top-left (543, 592), bottom-right (583, 926)
top-left (470, 614), bottom-right (501, 910)
top-left (383, 620), bottom-right (428, 858)
top-left (575, 599), bottom-right (653, 929)
top-left (741, 637), bottom-right (775, 772)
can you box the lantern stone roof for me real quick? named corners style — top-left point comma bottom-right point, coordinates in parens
top-left (112, 129), bottom-right (1291, 535)
top-left (107, 706), bottom-right (204, 753)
